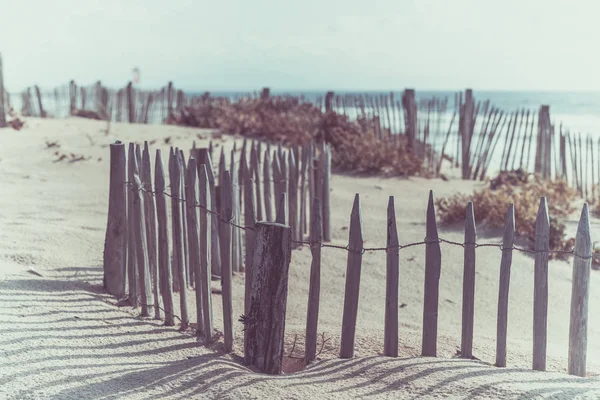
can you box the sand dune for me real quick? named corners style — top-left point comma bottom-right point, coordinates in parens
top-left (1, 117), bottom-right (599, 399)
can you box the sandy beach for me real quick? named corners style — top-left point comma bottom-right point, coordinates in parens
top-left (1, 117), bottom-right (600, 399)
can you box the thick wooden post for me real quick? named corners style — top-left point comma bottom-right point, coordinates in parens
top-left (142, 142), bottom-right (160, 319)
top-left (103, 141), bottom-right (127, 297)
top-left (496, 204), bottom-right (515, 367)
top-left (198, 165), bottom-right (214, 342)
top-left (422, 190), bottom-right (441, 357)
top-left (568, 204), bottom-right (592, 377)
top-left (340, 194), bottom-right (363, 358)
top-left (305, 198), bottom-right (322, 363)
top-left (461, 202), bottom-right (476, 358)
top-left (126, 143), bottom-right (138, 307)
top-left (384, 196), bottom-right (399, 357)
top-left (220, 171), bottom-right (234, 352)
top-left (533, 197), bottom-right (549, 371)
top-left (155, 150), bottom-right (175, 326)
top-left (186, 158), bottom-right (204, 336)
top-left (244, 222), bottom-right (292, 374)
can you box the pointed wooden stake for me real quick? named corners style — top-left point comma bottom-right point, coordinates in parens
top-left (127, 143), bottom-right (138, 307)
top-left (142, 142), bottom-right (160, 319)
top-left (305, 197), bottom-right (322, 363)
top-left (384, 196), bottom-right (399, 357)
top-left (533, 197), bottom-right (549, 371)
top-left (170, 149), bottom-right (188, 329)
top-left (132, 151), bottom-right (150, 317)
top-left (340, 194), bottom-right (363, 358)
top-left (496, 204), bottom-right (515, 367)
top-left (263, 150), bottom-right (273, 222)
top-left (422, 190), bottom-right (441, 357)
top-left (220, 171), bottom-right (234, 352)
top-left (186, 158), bottom-right (204, 336)
top-left (461, 202), bottom-right (476, 359)
top-left (569, 204), bottom-right (592, 377)
top-left (155, 150), bottom-right (175, 326)
top-left (199, 164), bottom-right (214, 343)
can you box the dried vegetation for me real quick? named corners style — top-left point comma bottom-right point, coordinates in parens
top-left (436, 169), bottom-right (578, 258)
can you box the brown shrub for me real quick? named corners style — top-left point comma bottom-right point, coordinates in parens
top-left (436, 169), bottom-right (578, 257)
top-left (168, 95), bottom-right (426, 176)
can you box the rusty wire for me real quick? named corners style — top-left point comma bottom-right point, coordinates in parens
top-left (124, 182), bottom-right (592, 261)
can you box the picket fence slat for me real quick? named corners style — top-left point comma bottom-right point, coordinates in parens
top-left (533, 197), bottom-right (550, 371)
top-left (132, 150), bottom-right (150, 318)
top-left (199, 164), bottom-right (214, 343)
top-left (422, 190), bottom-right (441, 357)
top-left (305, 197), bottom-right (322, 363)
top-left (496, 204), bottom-right (515, 367)
top-left (127, 143), bottom-right (138, 307)
top-left (568, 204), bottom-right (592, 377)
top-left (461, 202), bottom-right (476, 359)
top-left (142, 142), bottom-right (161, 320)
top-left (340, 194), bottom-right (363, 359)
top-left (384, 196), bottom-right (399, 357)
top-left (155, 150), bottom-right (175, 326)
top-left (220, 171), bottom-right (234, 352)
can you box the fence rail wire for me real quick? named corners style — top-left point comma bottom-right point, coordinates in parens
top-left (125, 181), bottom-right (593, 260)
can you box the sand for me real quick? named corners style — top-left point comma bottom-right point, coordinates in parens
top-left (1, 117), bottom-right (600, 399)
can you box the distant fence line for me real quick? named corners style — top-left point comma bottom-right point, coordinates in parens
top-left (2, 78), bottom-right (597, 196)
top-left (102, 137), bottom-right (593, 377)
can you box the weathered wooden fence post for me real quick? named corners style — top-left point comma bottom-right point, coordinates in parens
top-left (322, 145), bottom-right (331, 242)
top-left (496, 204), bottom-right (515, 367)
top-left (198, 164), bottom-right (214, 343)
top-left (132, 155), bottom-right (151, 317)
top-left (263, 150), bottom-right (273, 222)
top-left (186, 158), bottom-right (204, 336)
top-left (142, 143), bottom-right (160, 319)
top-left (231, 148), bottom-right (242, 272)
top-left (155, 150), bottom-right (175, 326)
top-left (0, 53), bottom-right (6, 128)
top-left (244, 221), bottom-right (292, 374)
top-left (533, 197), bottom-right (549, 371)
top-left (384, 196), bottom-right (399, 357)
top-left (305, 197), bottom-right (322, 363)
top-left (220, 171), bottom-right (234, 352)
top-left (422, 190), bottom-right (441, 357)
top-left (127, 143), bottom-right (138, 307)
top-left (461, 202), bottom-right (476, 358)
top-left (103, 141), bottom-right (127, 298)
top-left (126, 81), bottom-right (135, 123)
top-left (340, 194), bottom-right (363, 358)
top-left (568, 204), bottom-right (592, 377)
top-left (402, 89), bottom-right (417, 152)
top-left (169, 148), bottom-right (189, 329)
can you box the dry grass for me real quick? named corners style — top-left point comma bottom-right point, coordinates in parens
top-left (167, 96), bottom-right (426, 176)
top-left (436, 169), bottom-right (578, 257)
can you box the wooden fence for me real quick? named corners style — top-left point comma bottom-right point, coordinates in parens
top-left (5, 78), bottom-right (597, 197)
top-left (103, 137), bottom-right (593, 377)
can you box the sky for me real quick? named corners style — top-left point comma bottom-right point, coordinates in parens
top-left (1, 0), bottom-right (600, 92)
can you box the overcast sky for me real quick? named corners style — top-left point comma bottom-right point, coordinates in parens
top-left (1, 0), bottom-right (599, 92)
